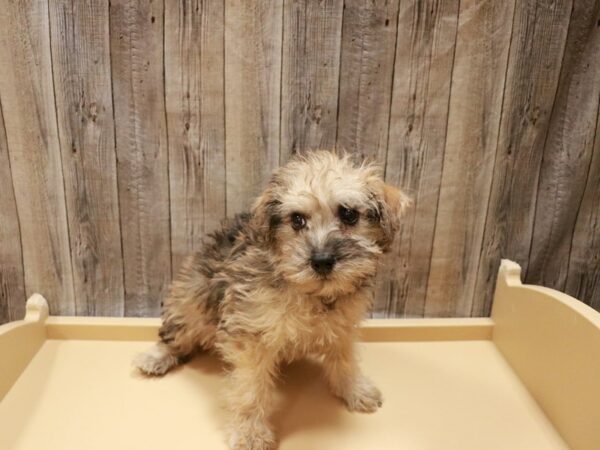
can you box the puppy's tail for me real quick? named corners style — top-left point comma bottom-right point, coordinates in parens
top-left (133, 342), bottom-right (179, 376)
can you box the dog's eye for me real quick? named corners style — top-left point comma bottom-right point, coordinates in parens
top-left (338, 206), bottom-right (359, 226)
top-left (290, 212), bottom-right (307, 230)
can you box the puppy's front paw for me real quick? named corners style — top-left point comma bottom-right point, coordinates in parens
top-left (228, 422), bottom-right (275, 450)
top-left (342, 377), bottom-right (383, 413)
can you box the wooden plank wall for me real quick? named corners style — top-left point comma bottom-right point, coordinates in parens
top-left (0, 0), bottom-right (75, 319)
top-left (0, 0), bottom-right (598, 323)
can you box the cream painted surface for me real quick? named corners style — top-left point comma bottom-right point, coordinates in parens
top-left (3, 261), bottom-right (600, 449)
top-left (0, 340), bottom-right (565, 450)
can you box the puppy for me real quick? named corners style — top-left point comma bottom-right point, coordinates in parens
top-left (134, 151), bottom-right (410, 450)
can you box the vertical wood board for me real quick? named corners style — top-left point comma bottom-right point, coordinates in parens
top-left (110, 0), bottom-right (171, 316)
top-left (225, 0), bottom-right (282, 215)
top-left (527, 0), bottom-right (600, 292)
top-left (0, 0), bottom-right (75, 315)
top-left (280, 0), bottom-right (344, 163)
top-left (50, 0), bottom-right (125, 316)
top-left (337, 0), bottom-right (400, 162)
top-left (566, 103), bottom-right (600, 310)
top-left (165, 0), bottom-right (226, 272)
top-left (373, 0), bottom-right (460, 317)
top-left (0, 100), bottom-right (26, 323)
top-left (473, 0), bottom-right (574, 315)
top-left (425, 0), bottom-right (515, 317)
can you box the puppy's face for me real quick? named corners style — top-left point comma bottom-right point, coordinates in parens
top-left (253, 151), bottom-right (410, 298)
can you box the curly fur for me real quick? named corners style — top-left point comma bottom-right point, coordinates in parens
top-left (133, 150), bottom-right (410, 450)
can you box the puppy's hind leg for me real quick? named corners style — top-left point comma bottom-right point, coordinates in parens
top-left (133, 341), bottom-right (180, 376)
top-left (134, 318), bottom-right (191, 376)
top-left (134, 313), bottom-right (214, 376)
top-left (134, 315), bottom-right (205, 376)
top-left (133, 260), bottom-right (220, 375)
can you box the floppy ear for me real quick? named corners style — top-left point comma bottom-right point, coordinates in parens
top-left (251, 185), bottom-right (282, 244)
top-left (384, 184), bottom-right (411, 219)
top-left (378, 184), bottom-right (411, 252)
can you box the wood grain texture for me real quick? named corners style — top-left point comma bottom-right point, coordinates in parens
top-left (225, 0), bottom-right (282, 215)
top-left (336, 0), bottom-right (399, 162)
top-left (0, 100), bottom-right (26, 324)
top-left (1, 0), bottom-right (600, 321)
top-left (473, 0), bottom-right (573, 315)
top-left (0, 0), bottom-right (75, 315)
top-left (280, 0), bottom-right (343, 163)
top-left (165, 0), bottom-right (226, 273)
top-left (425, 0), bottom-right (515, 317)
top-left (110, 0), bottom-right (171, 316)
top-left (566, 104), bottom-right (600, 310)
top-left (527, 0), bottom-right (600, 291)
top-left (49, 0), bottom-right (125, 316)
top-left (373, 0), bottom-right (460, 317)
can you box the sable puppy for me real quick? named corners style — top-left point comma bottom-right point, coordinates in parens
top-left (134, 151), bottom-right (410, 450)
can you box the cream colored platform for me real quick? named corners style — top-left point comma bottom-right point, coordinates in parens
top-left (1, 260), bottom-right (599, 450)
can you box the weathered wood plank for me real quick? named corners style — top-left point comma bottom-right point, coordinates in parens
top-left (0, 0), bottom-right (75, 315)
top-left (0, 99), bottom-right (26, 324)
top-left (225, 0), bottom-right (282, 215)
top-left (2, 0), bottom-right (600, 322)
top-left (527, 0), bottom-right (600, 292)
top-left (372, 0), bottom-right (460, 318)
top-left (280, 0), bottom-right (343, 163)
top-left (166, 0), bottom-right (226, 273)
top-left (473, 0), bottom-right (573, 315)
top-left (336, 0), bottom-right (400, 318)
top-left (336, 0), bottom-right (399, 162)
top-left (110, 0), bottom-right (171, 316)
top-left (425, 0), bottom-right (515, 317)
top-left (566, 102), bottom-right (600, 310)
top-left (50, 0), bottom-right (125, 316)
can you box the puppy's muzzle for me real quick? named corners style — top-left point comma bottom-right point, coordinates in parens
top-left (310, 251), bottom-right (336, 276)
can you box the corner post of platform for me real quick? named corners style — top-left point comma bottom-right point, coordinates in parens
top-left (24, 293), bottom-right (50, 324)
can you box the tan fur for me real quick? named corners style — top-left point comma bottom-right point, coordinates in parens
top-left (133, 151), bottom-right (408, 450)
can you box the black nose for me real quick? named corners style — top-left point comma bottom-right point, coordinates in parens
top-left (311, 252), bottom-right (336, 275)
